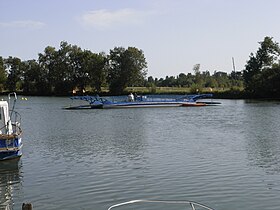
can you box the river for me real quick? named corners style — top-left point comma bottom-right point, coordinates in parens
top-left (0, 97), bottom-right (280, 210)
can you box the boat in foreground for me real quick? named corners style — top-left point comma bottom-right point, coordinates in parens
top-left (65, 94), bottom-right (220, 109)
top-left (108, 199), bottom-right (215, 210)
top-left (0, 93), bottom-right (22, 161)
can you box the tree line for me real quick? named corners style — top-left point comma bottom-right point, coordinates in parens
top-left (0, 41), bottom-right (148, 95)
top-left (0, 37), bottom-right (279, 98)
top-left (0, 41), bottom-right (242, 95)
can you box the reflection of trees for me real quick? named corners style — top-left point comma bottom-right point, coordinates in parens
top-left (40, 107), bottom-right (149, 165)
top-left (244, 103), bottom-right (280, 174)
top-left (0, 159), bottom-right (22, 209)
top-left (104, 109), bottom-right (148, 161)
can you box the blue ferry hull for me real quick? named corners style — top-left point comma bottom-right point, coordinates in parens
top-left (0, 150), bottom-right (22, 160)
top-left (0, 137), bottom-right (22, 161)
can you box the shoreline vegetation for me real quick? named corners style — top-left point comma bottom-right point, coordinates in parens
top-left (0, 85), bottom-right (279, 100)
top-left (2, 87), bottom-right (280, 101)
top-left (1, 36), bottom-right (280, 99)
top-left (0, 87), bottom-right (256, 100)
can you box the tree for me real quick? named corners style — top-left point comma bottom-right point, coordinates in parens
top-left (176, 73), bottom-right (185, 87)
top-left (161, 76), bottom-right (176, 87)
top-left (193, 64), bottom-right (200, 75)
top-left (193, 64), bottom-right (203, 89)
top-left (54, 41), bottom-right (73, 94)
top-left (68, 45), bottom-right (87, 91)
top-left (0, 57), bottom-right (7, 91)
top-left (22, 59), bottom-right (42, 93)
top-left (229, 71), bottom-right (243, 88)
top-left (38, 41), bottom-right (83, 94)
top-left (108, 47), bottom-right (147, 94)
top-left (250, 65), bottom-right (280, 98)
top-left (213, 71), bottom-right (230, 88)
top-left (38, 46), bottom-right (57, 94)
top-left (85, 51), bottom-right (107, 93)
top-left (147, 76), bottom-right (155, 84)
top-left (4, 56), bottom-right (23, 91)
top-left (243, 37), bottom-right (280, 97)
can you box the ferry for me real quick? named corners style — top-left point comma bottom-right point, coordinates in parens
top-left (65, 94), bottom-right (220, 109)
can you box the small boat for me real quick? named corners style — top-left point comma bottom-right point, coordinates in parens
top-left (65, 94), bottom-right (219, 109)
top-left (0, 93), bottom-right (22, 161)
top-left (108, 199), bottom-right (215, 210)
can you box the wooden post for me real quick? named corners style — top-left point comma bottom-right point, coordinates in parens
top-left (22, 203), bottom-right (32, 210)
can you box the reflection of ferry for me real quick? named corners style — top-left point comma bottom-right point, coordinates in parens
top-left (65, 94), bottom-right (220, 109)
top-left (0, 159), bottom-right (22, 209)
top-left (0, 93), bottom-right (22, 160)
top-left (108, 199), bottom-right (215, 210)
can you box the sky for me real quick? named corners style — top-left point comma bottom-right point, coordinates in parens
top-left (1, 0), bottom-right (280, 78)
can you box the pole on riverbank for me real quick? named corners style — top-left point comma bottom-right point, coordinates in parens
top-left (232, 57), bottom-right (236, 72)
top-left (22, 203), bottom-right (32, 210)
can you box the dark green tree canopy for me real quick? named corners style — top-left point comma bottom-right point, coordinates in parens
top-left (0, 57), bottom-right (7, 91)
top-left (36, 41), bottom-right (108, 94)
top-left (243, 36), bottom-right (280, 97)
top-left (4, 56), bottom-right (22, 91)
top-left (108, 47), bottom-right (147, 94)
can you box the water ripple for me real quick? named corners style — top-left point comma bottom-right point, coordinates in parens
top-left (2, 98), bottom-right (280, 210)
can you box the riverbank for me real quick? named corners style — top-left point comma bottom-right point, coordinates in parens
top-left (1, 87), bottom-right (279, 100)
top-left (124, 87), bottom-right (246, 99)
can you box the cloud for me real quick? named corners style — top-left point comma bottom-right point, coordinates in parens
top-left (0, 20), bottom-right (45, 29)
top-left (79, 9), bottom-right (153, 29)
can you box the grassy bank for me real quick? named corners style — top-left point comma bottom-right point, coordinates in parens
top-left (1, 87), bottom-right (246, 99)
top-left (122, 87), bottom-right (245, 99)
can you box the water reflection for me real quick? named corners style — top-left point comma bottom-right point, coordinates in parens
top-left (37, 108), bottom-right (149, 163)
top-left (244, 102), bottom-right (280, 174)
top-left (103, 109), bottom-right (148, 159)
top-left (0, 159), bottom-right (22, 209)
top-left (11, 97), bottom-right (280, 210)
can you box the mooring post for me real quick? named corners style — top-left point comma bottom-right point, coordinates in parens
top-left (22, 203), bottom-right (32, 210)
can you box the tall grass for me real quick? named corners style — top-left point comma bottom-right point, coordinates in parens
top-left (124, 87), bottom-right (242, 95)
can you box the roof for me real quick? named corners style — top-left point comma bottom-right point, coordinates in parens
top-left (0, 101), bottom-right (8, 108)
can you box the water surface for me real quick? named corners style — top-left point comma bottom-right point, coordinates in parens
top-left (1, 97), bottom-right (280, 210)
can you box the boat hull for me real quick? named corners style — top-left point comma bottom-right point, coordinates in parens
top-left (181, 102), bottom-right (207, 107)
top-left (0, 150), bottom-right (22, 160)
top-left (66, 102), bottom-right (214, 109)
top-left (102, 102), bottom-right (183, 109)
top-left (0, 137), bottom-right (22, 161)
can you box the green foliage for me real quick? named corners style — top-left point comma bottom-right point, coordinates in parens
top-left (193, 64), bottom-right (200, 75)
top-left (85, 52), bottom-right (107, 93)
top-left (36, 41), bottom-right (108, 95)
top-left (0, 57), bottom-right (7, 91)
top-left (243, 37), bottom-right (280, 98)
top-left (149, 83), bottom-right (157, 93)
top-left (21, 59), bottom-right (41, 93)
top-left (190, 84), bottom-right (202, 94)
top-left (4, 56), bottom-right (22, 91)
top-left (146, 70), bottom-right (242, 91)
top-left (107, 47), bottom-right (147, 95)
top-left (38, 46), bottom-right (57, 94)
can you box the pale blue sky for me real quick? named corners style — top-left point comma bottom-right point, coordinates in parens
top-left (1, 0), bottom-right (280, 78)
